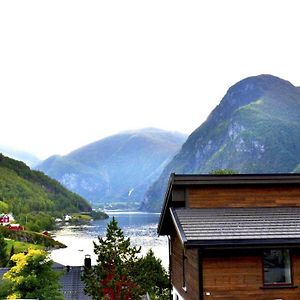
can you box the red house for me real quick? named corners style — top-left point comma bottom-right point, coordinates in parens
top-left (8, 224), bottom-right (24, 231)
top-left (0, 214), bottom-right (10, 225)
top-left (158, 173), bottom-right (300, 300)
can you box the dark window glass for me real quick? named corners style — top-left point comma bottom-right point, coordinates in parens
top-left (263, 249), bottom-right (292, 285)
top-left (182, 250), bottom-right (186, 289)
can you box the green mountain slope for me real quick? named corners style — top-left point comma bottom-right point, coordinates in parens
top-left (0, 153), bottom-right (91, 229)
top-left (142, 75), bottom-right (300, 211)
top-left (36, 128), bottom-right (187, 206)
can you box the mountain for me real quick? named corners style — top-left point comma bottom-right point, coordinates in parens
top-left (0, 153), bottom-right (91, 228)
top-left (141, 74), bottom-right (300, 211)
top-left (36, 128), bottom-right (187, 206)
top-left (0, 146), bottom-right (41, 167)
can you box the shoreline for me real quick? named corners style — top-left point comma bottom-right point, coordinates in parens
top-left (50, 212), bottom-right (169, 269)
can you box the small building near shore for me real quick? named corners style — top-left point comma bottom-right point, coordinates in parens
top-left (7, 224), bottom-right (24, 231)
top-left (158, 173), bottom-right (300, 300)
top-left (0, 213), bottom-right (14, 226)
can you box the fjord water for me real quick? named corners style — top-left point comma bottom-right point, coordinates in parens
top-left (50, 212), bottom-right (168, 268)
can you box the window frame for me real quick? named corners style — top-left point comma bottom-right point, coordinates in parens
top-left (262, 249), bottom-right (293, 288)
top-left (182, 249), bottom-right (187, 291)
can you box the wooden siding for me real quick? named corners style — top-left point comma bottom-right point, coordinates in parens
top-left (203, 252), bottom-right (300, 300)
top-left (188, 186), bottom-right (300, 208)
top-left (171, 230), bottom-right (199, 300)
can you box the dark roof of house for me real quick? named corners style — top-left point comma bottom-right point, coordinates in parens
top-left (158, 173), bottom-right (300, 235)
top-left (0, 268), bottom-right (9, 280)
top-left (53, 264), bottom-right (92, 300)
top-left (171, 207), bottom-right (300, 248)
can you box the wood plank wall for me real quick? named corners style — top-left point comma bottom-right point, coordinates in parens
top-left (171, 231), bottom-right (199, 300)
top-left (188, 186), bottom-right (300, 208)
top-left (202, 253), bottom-right (300, 300)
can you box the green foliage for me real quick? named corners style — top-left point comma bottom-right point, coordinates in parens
top-left (89, 210), bottom-right (109, 220)
top-left (83, 217), bottom-right (143, 299)
top-left (210, 169), bottom-right (237, 175)
top-left (0, 234), bottom-right (8, 267)
top-left (9, 244), bottom-right (15, 260)
top-left (82, 218), bottom-right (169, 299)
top-left (0, 280), bottom-right (13, 299)
top-left (0, 225), bottom-right (65, 249)
top-left (0, 248), bottom-right (64, 300)
top-left (136, 249), bottom-right (169, 299)
top-left (0, 153), bottom-right (92, 231)
top-left (4, 240), bottom-right (43, 268)
top-left (0, 200), bottom-right (8, 213)
top-left (21, 212), bottom-right (55, 231)
top-left (68, 212), bottom-right (109, 225)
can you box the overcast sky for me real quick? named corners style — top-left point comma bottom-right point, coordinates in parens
top-left (1, 0), bottom-right (300, 159)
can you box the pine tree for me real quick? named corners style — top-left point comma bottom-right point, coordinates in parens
top-left (0, 234), bottom-right (7, 267)
top-left (7, 245), bottom-right (15, 267)
top-left (9, 245), bottom-right (14, 259)
top-left (82, 217), bottom-right (143, 300)
top-left (136, 249), bottom-right (169, 299)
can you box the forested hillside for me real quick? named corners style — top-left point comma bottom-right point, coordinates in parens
top-left (0, 153), bottom-right (91, 230)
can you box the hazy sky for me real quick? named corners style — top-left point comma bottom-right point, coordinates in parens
top-left (1, 0), bottom-right (300, 159)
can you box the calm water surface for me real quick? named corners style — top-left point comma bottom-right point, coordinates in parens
top-left (50, 212), bottom-right (169, 269)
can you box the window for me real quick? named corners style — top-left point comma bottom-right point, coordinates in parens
top-left (263, 249), bottom-right (292, 286)
top-left (182, 250), bottom-right (187, 291)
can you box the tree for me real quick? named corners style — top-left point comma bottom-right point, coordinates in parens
top-left (0, 201), bottom-right (9, 213)
top-left (0, 248), bottom-right (64, 300)
top-left (210, 169), bottom-right (237, 175)
top-left (136, 249), bottom-right (169, 299)
top-left (7, 245), bottom-right (15, 267)
top-left (0, 234), bottom-right (7, 267)
top-left (83, 218), bottom-right (170, 300)
top-left (82, 217), bottom-right (143, 300)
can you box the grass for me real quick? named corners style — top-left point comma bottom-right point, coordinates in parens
top-left (5, 238), bottom-right (43, 256)
top-left (0, 226), bottom-right (66, 249)
top-left (71, 213), bottom-right (92, 221)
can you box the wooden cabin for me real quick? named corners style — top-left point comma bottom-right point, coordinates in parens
top-left (158, 174), bottom-right (300, 300)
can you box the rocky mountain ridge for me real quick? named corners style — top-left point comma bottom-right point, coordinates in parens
top-left (141, 75), bottom-right (300, 211)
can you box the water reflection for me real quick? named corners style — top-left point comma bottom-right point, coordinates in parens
top-left (50, 212), bottom-right (168, 269)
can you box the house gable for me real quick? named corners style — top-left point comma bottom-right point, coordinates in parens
top-left (159, 173), bottom-right (300, 300)
top-left (158, 173), bottom-right (300, 236)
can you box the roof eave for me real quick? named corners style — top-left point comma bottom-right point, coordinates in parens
top-left (170, 173), bottom-right (300, 186)
top-left (157, 173), bottom-right (300, 236)
top-left (169, 207), bottom-right (187, 245)
top-left (186, 237), bottom-right (300, 249)
top-left (157, 173), bottom-right (175, 235)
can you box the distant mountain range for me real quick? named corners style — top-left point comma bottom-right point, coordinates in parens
top-left (36, 128), bottom-right (187, 206)
top-left (3, 74), bottom-right (300, 213)
top-left (0, 146), bottom-right (41, 167)
top-left (141, 75), bottom-right (300, 211)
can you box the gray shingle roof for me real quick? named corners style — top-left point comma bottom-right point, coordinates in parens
top-left (54, 265), bottom-right (92, 300)
top-left (171, 207), bottom-right (300, 247)
top-left (0, 268), bottom-right (9, 280)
